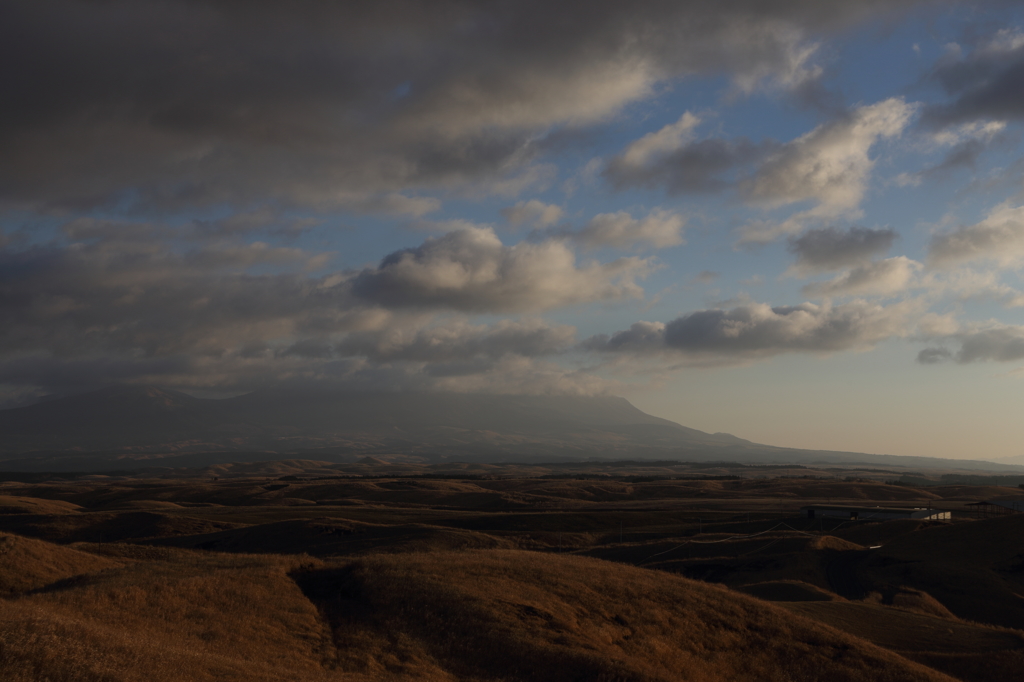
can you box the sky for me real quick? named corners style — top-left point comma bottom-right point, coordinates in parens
top-left (3, 1), bottom-right (1024, 460)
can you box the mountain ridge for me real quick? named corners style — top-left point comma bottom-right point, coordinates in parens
top-left (1, 385), bottom-right (1022, 473)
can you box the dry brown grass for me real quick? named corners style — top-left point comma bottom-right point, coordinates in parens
top-left (782, 600), bottom-right (1024, 682)
top-left (0, 531), bottom-right (120, 594)
top-left (293, 549), bottom-right (954, 681)
top-left (0, 494), bottom-right (82, 515)
top-left (1, 546), bottom-right (333, 681)
top-left (1, 476), bottom-right (1021, 680)
top-left (0, 532), bottom-right (957, 682)
top-left (734, 580), bottom-right (843, 602)
top-left (0, 510), bottom-right (246, 544)
top-left (586, 532), bottom-right (854, 593)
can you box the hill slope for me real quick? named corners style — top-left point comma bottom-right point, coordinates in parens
top-left (0, 537), bottom-right (955, 681)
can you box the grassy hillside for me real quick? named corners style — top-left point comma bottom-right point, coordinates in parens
top-left (0, 472), bottom-right (1021, 680)
top-left (1, 538), bottom-right (954, 681)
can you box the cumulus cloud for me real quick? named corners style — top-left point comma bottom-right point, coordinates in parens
top-left (350, 226), bottom-right (650, 312)
top-left (584, 299), bottom-right (914, 363)
top-left (571, 210), bottom-right (685, 250)
top-left (0, 1), bottom-right (918, 213)
top-left (927, 203), bottom-right (1024, 267)
top-left (501, 200), bottom-right (565, 227)
top-left (802, 257), bottom-right (920, 297)
top-left (788, 226), bottom-right (898, 273)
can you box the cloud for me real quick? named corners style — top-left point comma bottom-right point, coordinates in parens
top-left (501, 200), bottom-right (565, 227)
top-left (0, 215), bottom-right (658, 395)
top-left (788, 226), bottom-right (898, 273)
top-left (802, 257), bottom-right (920, 297)
top-left (729, 25), bottom-right (824, 95)
top-left (928, 120), bottom-right (1007, 148)
top-left (584, 299), bottom-right (914, 364)
top-left (927, 203), bottom-right (1024, 267)
top-left (335, 318), bottom-right (576, 363)
top-left (916, 347), bottom-right (952, 364)
top-left (350, 226), bottom-right (651, 312)
top-left (742, 98), bottom-right (916, 214)
top-left (918, 325), bottom-right (1024, 364)
top-left (610, 98), bottom-right (919, 245)
top-left (571, 209), bottom-right (685, 250)
top-left (693, 270), bottom-right (720, 284)
top-left (0, 1), bottom-right (919, 213)
top-left (0, 237), bottom-right (381, 361)
top-left (0, 347), bottom-right (607, 398)
top-left (352, 193), bottom-right (442, 217)
top-left (424, 355), bottom-right (614, 396)
top-left (896, 121), bottom-right (1006, 186)
top-left (617, 112), bottom-right (702, 167)
top-left (0, 230), bottom-right (600, 395)
top-left (604, 133), bottom-right (771, 195)
top-left (736, 98), bottom-right (916, 245)
top-left (924, 28), bottom-right (1024, 125)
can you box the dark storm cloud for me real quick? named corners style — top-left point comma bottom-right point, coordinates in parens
top-left (923, 30), bottom-right (1024, 126)
top-left (788, 226), bottom-right (898, 272)
top-left (0, 0), bottom-right (928, 213)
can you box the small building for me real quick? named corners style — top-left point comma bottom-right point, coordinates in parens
top-left (965, 499), bottom-right (1024, 517)
top-left (800, 505), bottom-right (950, 521)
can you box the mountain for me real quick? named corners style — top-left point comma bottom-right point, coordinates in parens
top-left (1, 385), bottom-right (1022, 473)
top-left (0, 385), bottom-right (742, 455)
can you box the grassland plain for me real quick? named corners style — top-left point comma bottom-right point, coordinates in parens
top-left (0, 463), bottom-right (1022, 680)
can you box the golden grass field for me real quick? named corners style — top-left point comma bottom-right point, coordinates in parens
top-left (1, 463), bottom-right (1022, 681)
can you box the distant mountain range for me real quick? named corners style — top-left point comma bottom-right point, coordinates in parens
top-left (1, 385), bottom-right (1021, 473)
